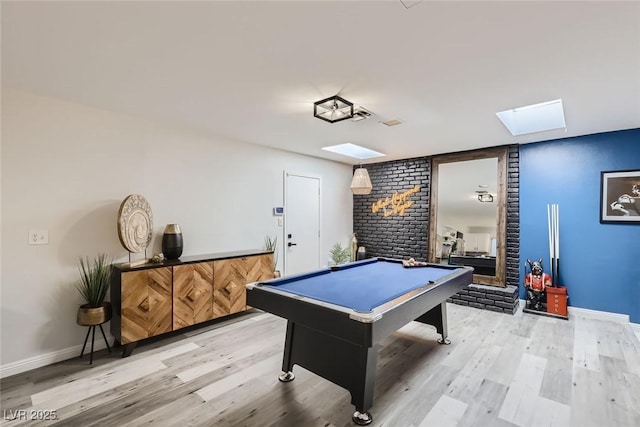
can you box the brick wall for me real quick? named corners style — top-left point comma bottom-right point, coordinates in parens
top-left (352, 157), bottom-right (430, 261)
top-left (352, 146), bottom-right (521, 313)
top-left (448, 284), bottom-right (519, 314)
top-left (506, 146), bottom-right (520, 290)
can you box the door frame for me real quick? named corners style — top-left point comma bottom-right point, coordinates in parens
top-left (283, 171), bottom-right (322, 276)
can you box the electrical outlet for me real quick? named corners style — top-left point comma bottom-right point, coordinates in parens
top-left (28, 230), bottom-right (49, 245)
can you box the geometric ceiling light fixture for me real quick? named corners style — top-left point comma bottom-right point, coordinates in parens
top-left (350, 165), bottom-right (373, 195)
top-left (314, 95), bottom-right (354, 123)
top-left (496, 99), bottom-right (566, 136)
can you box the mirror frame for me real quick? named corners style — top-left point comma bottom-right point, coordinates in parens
top-left (428, 147), bottom-right (507, 286)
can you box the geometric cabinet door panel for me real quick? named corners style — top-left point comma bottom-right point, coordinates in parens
top-left (173, 262), bottom-right (214, 330)
top-left (120, 267), bottom-right (172, 344)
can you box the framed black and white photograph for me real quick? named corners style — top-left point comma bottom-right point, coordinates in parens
top-left (600, 170), bottom-right (640, 223)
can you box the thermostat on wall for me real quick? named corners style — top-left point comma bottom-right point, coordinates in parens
top-left (273, 207), bottom-right (284, 216)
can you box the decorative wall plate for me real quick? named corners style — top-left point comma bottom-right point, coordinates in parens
top-left (117, 194), bottom-right (153, 253)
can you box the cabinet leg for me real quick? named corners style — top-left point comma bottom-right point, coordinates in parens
top-left (121, 342), bottom-right (137, 358)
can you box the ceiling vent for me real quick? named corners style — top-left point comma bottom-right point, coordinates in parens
top-left (476, 190), bottom-right (494, 203)
top-left (382, 119), bottom-right (403, 127)
top-left (352, 107), bottom-right (372, 122)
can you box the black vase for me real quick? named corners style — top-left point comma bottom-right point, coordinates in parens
top-left (162, 224), bottom-right (183, 260)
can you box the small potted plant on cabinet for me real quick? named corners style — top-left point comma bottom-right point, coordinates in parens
top-left (264, 235), bottom-right (280, 278)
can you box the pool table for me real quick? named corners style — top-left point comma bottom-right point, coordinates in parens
top-left (246, 257), bottom-right (472, 425)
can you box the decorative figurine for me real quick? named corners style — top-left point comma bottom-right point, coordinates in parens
top-left (350, 233), bottom-right (358, 262)
top-left (524, 258), bottom-right (552, 311)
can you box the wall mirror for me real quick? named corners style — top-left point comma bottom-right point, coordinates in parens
top-left (428, 147), bottom-right (507, 286)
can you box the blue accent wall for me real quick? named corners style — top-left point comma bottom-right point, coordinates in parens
top-left (520, 128), bottom-right (640, 322)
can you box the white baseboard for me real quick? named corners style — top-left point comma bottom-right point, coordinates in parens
top-left (0, 333), bottom-right (113, 379)
top-left (518, 299), bottom-right (631, 324)
top-left (567, 306), bottom-right (630, 324)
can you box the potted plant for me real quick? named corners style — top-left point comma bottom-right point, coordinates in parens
top-left (264, 235), bottom-right (280, 278)
top-left (329, 242), bottom-right (351, 266)
top-left (75, 253), bottom-right (113, 326)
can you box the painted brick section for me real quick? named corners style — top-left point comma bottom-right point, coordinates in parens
top-left (352, 146), bottom-right (521, 315)
top-left (450, 284), bottom-right (520, 313)
top-left (353, 158), bottom-right (430, 261)
top-left (506, 145), bottom-right (521, 291)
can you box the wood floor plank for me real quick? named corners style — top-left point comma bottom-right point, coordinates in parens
top-left (598, 354), bottom-right (640, 426)
top-left (526, 315), bottom-right (574, 360)
top-left (573, 316), bottom-right (602, 372)
top-left (446, 344), bottom-right (502, 402)
top-left (418, 395), bottom-right (467, 427)
top-left (498, 353), bottom-right (547, 425)
top-left (570, 366), bottom-right (609, 427)
top-left (539, 355), bottom-right (573, 405)
top-left (374, 364), bottom-right (460, 426)
top-left (2, 304), bottom-right (640, 427)
top-left (620, 325), bottom-right (640, 376)
top-left (457, 379), bottom-right (515, 427)
top-left (484, 334), bottom-right (529, 386)
top-left (532, 395), bottom-right (571, 427)
top-left (596, 320), bottom-right (628, 360)
top-left (30, 359), bottom-right (167, 409)
top-left (506, 309), bottom-right (538, 339)
top-left (195, 354), bottom-right (282, 401)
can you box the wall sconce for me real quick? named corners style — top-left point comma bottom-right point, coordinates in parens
top-left (478, 193), bottom-right (494, 203)
top-left (314, 95), bottom-right (354, 123)
top-left (351, 166), bottom-right (373, 195)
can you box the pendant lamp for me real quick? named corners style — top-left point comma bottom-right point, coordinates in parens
top-left (351, 166), bottom-right (373, 195)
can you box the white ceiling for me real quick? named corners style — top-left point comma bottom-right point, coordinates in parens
top-left (3, 1), bottom-right (639, 166)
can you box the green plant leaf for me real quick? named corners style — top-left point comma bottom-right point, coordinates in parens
top-left (76, 253), bottom-right (113, 307)
top-left (330, 242), bottom-right (351, 265)
top-left (264, 235), bottom-right (278, 269)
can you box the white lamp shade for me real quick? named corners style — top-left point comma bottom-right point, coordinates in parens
top-left (351, 168), bottom-right (373, 195)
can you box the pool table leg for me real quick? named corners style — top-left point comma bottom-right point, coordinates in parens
top-left (351, 345), bottom-right (377, 425)
top-left (278, 320), bottom-right (377, 425)
top-left (415, 302), bottom-right (451, 345)
top-left (279, 320), bottom-right (296, 382)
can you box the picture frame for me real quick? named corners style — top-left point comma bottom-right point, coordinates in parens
top-left (600, 170), bottom-right (640, 223)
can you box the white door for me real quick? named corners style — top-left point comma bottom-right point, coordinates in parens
top-left (284, 172), bottom-right (321, 276)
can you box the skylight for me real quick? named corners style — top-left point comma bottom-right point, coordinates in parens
top-left (496, 99), bottom-right (566, 136)
top-left (322, 143), bottom-right (386, 160)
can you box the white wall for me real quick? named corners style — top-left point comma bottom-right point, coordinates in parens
top-left (437, 213), bottom-right (497, 237)
top-left (0, 90), bottom-right (353, 374)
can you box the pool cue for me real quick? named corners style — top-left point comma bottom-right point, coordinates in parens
top-left (547, 204), bottom-right (554, 284)
top-left (553, 204), bottom-right (560, 286)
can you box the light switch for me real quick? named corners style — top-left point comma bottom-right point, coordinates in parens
top-left (277, 218), bottom-right (283, 227)
top-left (28, 230), bottom-right (49, 245)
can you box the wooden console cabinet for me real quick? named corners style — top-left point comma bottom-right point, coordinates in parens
top-left (111, 249), bottom-right (274, 356)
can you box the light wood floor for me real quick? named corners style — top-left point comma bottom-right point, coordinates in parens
top-left (2, 304), bottom-right (639, 427)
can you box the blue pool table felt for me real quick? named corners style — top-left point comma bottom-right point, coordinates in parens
top-left (262, 260), bottom-right (459, 312)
